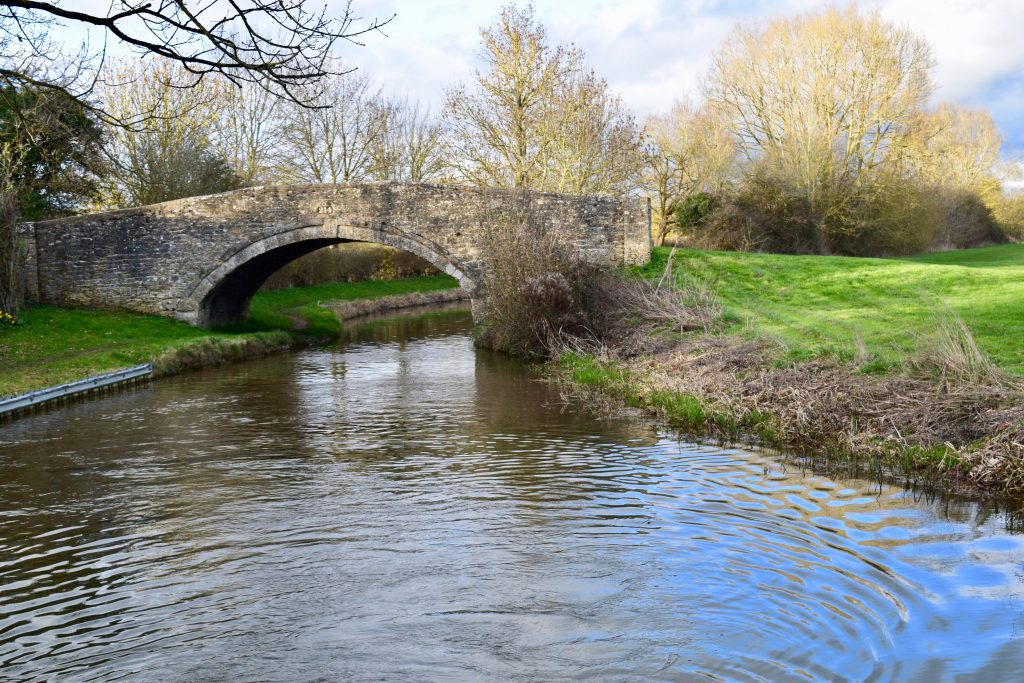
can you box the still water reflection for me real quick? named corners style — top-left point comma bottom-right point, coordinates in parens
top-left (2, 308), bottom-right (1023, 681)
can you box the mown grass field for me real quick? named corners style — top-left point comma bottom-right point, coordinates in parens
top-left (636, 243), bottom-right (1024, 375)
top-left (0, 275), bottom-right (459, 397)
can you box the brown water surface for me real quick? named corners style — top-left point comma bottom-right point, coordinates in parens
top-left (1, 308), bottom-right (1023, 681)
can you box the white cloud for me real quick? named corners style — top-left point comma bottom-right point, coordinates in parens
top-left (860, 0), bottom-right (1024, 102)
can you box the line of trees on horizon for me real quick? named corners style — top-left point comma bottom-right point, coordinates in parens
top-left (3, 2), bottom-right (1024, 316)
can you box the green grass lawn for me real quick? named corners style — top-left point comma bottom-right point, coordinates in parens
top-left (0, 275), bottom-right (459, 397)
top-left (1, 306), bottom-right (238, 397)
top-left (235, 275), bottom-right (459, 337)
top-left (636, 244), bottom-right (1024, 375)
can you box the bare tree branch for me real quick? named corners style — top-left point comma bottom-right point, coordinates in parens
top-left (0, 0), bottom-right (393, 116)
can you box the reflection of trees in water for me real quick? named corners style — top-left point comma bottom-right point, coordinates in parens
top-left (779, 448), bottom-right (1024, 535)
top-left (324, 306), bottom-right (665, 514)
top-left (338, 304), bottom-right (473, 345)
top-left (933, 494), bottom-right (1024, 534)
top-left (459, 336), bottom-right (663, 511)
top-left (470, 343), bottom-right (651, 439)
top-left (309, 306), bottom-right (479, 469)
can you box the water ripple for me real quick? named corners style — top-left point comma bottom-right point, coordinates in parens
top-left (2, 311), bottom-right (1023, 681)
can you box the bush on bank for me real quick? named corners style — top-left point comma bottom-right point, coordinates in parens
top-left (682, 168), bottom-right (1006, 257)
top-left (476, 215), bottom-right (719, 359)
top-left (475, 217), bottom-right (604, 358)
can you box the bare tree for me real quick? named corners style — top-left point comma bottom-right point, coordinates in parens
top-left (371, 98), bottom-right (448, 183)
top-left (445, 4), bottom-right (576, 190)
top-left (705, 6), bottom-right (934, 214)
top-left (643, 101), bottom-right (735, 244)
top-left (910, 103), bottom-right (1003, 195)
top-left (539, 70), bottom-right (644, 196)
top-left (0, 2), bottom-right (392, 313)
top-left (896, 102), bottom-right (1006, 248)
top-left (0, 1), bottom-right (392, 116)
top-left (213, 81), bottom-right (287, 185)
top-left (99, 59), bottom-right (242, 206)
top-left (445, 4), bottom-right (641, 196)
top-left (281, 71), bottom-right (391, 184)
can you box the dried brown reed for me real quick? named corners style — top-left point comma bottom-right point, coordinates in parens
top-left (564, 325), bottom-right (1024, 495)
top-left (548, 249), bottom-right (1024, 495)
top-left (960, 427), bottom-right (1024, 492)
top-left (905, 308), bottom-right (1019, 391)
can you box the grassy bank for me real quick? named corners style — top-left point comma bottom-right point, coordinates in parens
top-left (559, 244), bottom-right (1024, 496)
top-left (637, 243), bottom-right (1024, 375)
top-left (324, 288), bottom-right (469, 321)
top-left (0, 274), bottom-right (459, 398)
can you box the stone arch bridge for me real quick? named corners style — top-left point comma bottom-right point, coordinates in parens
top-left (19, 183), bottom-right (650, 327)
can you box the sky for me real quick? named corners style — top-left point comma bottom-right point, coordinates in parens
top-left (342, 0), bottom-right (1024, 159)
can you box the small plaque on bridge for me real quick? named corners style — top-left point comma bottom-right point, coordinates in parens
top-left (316, 206), bottom-right (334, 215)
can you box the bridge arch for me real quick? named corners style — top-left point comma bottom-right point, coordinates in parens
top-left (177, 223), bottom-right (480, 327)
top-left (23, 183), bottom-right (650, 327)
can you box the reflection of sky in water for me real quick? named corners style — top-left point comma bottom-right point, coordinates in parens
top-left (1, 310), bottom-right (1023, 681)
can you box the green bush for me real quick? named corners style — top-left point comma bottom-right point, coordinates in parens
top-left (994, 194), bottom-right (1024, 241)
top-left (693, 164), bottom-right (979, 257)
top-left (702, 168), bottom-right (823, 254)
top-left (675, 192), bottom-right (717, 238)
top-left (823, 175), bottom-right (939, 256)
top-left (927, 190), bottom-right (1005, 251)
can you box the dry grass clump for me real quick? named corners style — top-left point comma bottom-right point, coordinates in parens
top-left (595, 273), bottom-right (721, 347)
top-left (905, 310), bottom-right (1019, 391)
top-left (960, 427), bottom-right (1024, 492)
top-left (597, 249), bottom-right (723, 359)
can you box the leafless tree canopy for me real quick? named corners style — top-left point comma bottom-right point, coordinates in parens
top-left (444, 4), bottom-right (643, 196)
top-left (280, 72), bottom-right (390, 184)
top-left (0, 0), bottom-right (392, 114)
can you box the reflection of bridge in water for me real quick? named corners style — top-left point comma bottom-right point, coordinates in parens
top-left (19, 183), bottom-right (650, 327)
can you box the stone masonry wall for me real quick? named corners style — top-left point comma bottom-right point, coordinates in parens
top-left (24, 183), bottom-right (651, 326)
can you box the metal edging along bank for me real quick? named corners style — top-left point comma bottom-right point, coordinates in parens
top-left (0, 364), bottom-right (153, 419)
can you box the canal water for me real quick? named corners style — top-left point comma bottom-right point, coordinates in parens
top-left (2, 308), bottom-right (1023, 682)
